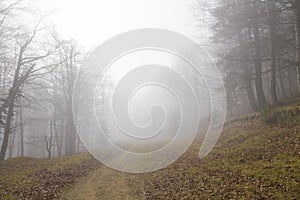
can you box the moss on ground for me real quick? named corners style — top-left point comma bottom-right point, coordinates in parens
top-left (144, 108), bottom-right (300, 199)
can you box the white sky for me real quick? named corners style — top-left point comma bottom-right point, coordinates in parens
top-left (31, 0), bottom-right (207, 51)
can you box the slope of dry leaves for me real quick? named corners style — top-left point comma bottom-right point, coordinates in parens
top-left (144, 110), bottom-right (300, 199)
top-left (0, 154), bottom-right (100, 200)
top-left (1, 104), bottom-right (300, 200)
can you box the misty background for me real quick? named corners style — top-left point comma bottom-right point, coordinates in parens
top-left (0, 0), bottom-right (299, 160)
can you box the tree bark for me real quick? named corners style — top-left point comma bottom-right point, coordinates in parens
top-left (278, 67), bottom-right (287, 100)
top-left (250, 0), bottom-right (268, 108)
top-left (295, 0), bottom-right (300, 90)
top-left (0, 43), bottom-right (33, 160)
top-left (0, 48), bottom-right (23, 160)
top-left (45, 121), bottom-right (53, 158)
top-left (252, 26), bottom-right (268, 108)
top-left (267, 0), bottom-right (278, 105)
top-left (64, 49), bottom-right (77, 156)
top-left (244, 70), bottom-right (258, 111)
top-left (65, 107), bottom-right (76, 155)
top-left (53, 111), bottom-right (62, 157)
top-left (8, 112), bottom-right (18, 158)
top-left (19, 101), bottom-right (24, 156)
top-left (240, 31), bottom-right (259, 111)
top-left (0, 90), bottom-right (15, 160)
top-left (288, 65), bottom-right (300, 97)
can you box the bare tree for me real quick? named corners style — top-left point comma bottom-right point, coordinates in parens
top-left (0, 21), bottom-right (56, 160)
top-left (45, 121), bottom-right (53, 158)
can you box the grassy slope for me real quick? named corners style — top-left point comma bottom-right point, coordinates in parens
top-left (1, 104), bottom-right (300, 200)
top-left (144, 107), bottom-right (300, 199)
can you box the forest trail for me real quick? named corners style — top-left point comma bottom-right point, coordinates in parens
top-left (60, 165), bottom-right (145, 200)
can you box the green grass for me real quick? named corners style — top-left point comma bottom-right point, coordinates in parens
top-left (144, 110), bottom-right (300, 199)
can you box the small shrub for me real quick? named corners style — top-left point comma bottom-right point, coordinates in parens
top-left (261, 106), bottom-right (299, 126)
top-left (261, 106), bottom-right (278, 125)
top-left (280, 110), bottom-right (298, 127)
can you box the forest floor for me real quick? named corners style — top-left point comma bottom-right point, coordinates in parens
top-left (1, 103), bottom-right (300, 199)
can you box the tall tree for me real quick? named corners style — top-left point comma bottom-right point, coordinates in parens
top-left (267, 0), bottom-right (279, 105)
top-left (295, 0), bottom-right (300, 85)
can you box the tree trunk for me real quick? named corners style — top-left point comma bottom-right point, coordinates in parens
top-left (278, 67), bottom-right (287, 100)
top-left (295, 0), bottom-right (300, 89)
top-left (65, 83), bottom-right (76, 155)
top-left (249, 0), bottom-right (268, 109)
top-left (245, 78), bottom-right (258, 111)
top-left (63, 49), bottom-right (77, 156)
top-left (8, 113), bottom-right (18, 158)
top-left (253, 26), bottom-right (268, 108)
top-left (45, 121), bottom-right (53, 158)
top-left (267, 0), bottom-right (278, 105)
top-left (53, 111), bottom-right (62, 157)
top-left (65, 107), bottom-right (76, 155)
top-left (244, 64), bottom-right (258, 111)
top-left (0, 90), bottom-right (15, 161)
top-left (288, 65), bottom-right (300, 97)
top-left (20, 102), bottom-right (24, 156)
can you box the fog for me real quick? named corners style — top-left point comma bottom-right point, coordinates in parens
top-left (1, 0), bottom-right (299, 198)
top-left (1, 0), bottom-right (298, 173)
top-left (32, 0), bottom-right (203, 50)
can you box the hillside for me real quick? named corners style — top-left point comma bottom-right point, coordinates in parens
top-left (144, 106), bottom-right (300, 199)
top-left (0, 104), bottom-right (299, 200)
top-left (0, 154), bottom-right (100, 199)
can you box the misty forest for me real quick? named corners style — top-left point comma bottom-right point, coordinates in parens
top-left (0, 0), bottom-right (299, 199)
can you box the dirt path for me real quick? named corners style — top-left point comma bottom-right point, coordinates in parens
top-left (60, 165), bottom-right (145, 200)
